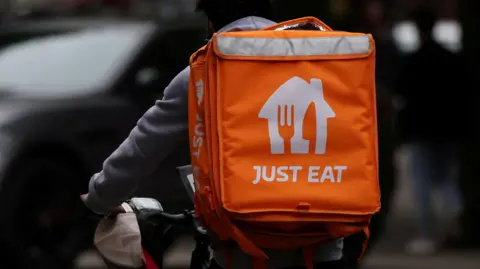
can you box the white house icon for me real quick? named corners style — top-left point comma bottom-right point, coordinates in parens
top-left (258, 76), bottom-right (336, 154)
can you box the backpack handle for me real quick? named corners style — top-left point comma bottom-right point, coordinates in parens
top-left (265, 16), bottom-right (333, 31)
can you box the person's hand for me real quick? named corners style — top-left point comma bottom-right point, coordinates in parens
top-left (80, 193), bottom-right (88, 203)
top-left (80, 193), bottom-right (126, 218)
top-left (80, 193), bottom-right (101, 218)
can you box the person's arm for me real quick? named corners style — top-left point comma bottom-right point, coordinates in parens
top-left (84, 67), bottom-right (190, 214)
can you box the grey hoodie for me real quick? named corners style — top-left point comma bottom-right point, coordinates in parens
top-left (86, 16), bottom-right (343, 268)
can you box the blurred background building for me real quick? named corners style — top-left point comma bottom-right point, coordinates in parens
top-left (0, 0), bottom-right (479, 268)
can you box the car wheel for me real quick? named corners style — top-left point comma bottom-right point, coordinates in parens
top-left (0, 154), bottom-right (94, 269)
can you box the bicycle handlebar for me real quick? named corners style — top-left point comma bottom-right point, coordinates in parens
top-left (154, 210), bottom-right (207, 236)
top-left (88, 201), bottom-right (205, 236)
top-left (155, 211), bottom-right (191, 224)
top-left (91, 197), bottom-right (209, 269)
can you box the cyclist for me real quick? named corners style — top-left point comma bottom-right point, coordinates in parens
top-left (82, 1), bottom-right (345, 268)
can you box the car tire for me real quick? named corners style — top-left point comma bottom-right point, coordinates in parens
top-left (0, 153), bottom-right (94, 269)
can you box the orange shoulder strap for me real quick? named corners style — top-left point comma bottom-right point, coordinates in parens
top-left (264, 16), bottom-right (333, 31)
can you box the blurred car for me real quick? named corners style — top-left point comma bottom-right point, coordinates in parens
top-left (0, 18), bottom-right (108, 49)
top-left (10, 0), bottom-right (66, 17)
top-left (9, 0), bottom-right (130, 17)
top-left (74, 0), bottom-right (131, 13)
top-left (0, 18), bottom-right (206, 269)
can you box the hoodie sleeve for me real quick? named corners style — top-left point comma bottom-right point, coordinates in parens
top-left (85, 67), bottom-right (190, 214)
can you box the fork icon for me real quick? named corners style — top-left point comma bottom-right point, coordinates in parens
top-left (277, 104), bottom-right (312, 154)
top-left (259, 77), bottom-right (334, 155)
top-left (277, 105), bottom-right (295, 154)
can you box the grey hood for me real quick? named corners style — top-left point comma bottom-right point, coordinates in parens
top-left (217, 16), bottom-right (275, 33)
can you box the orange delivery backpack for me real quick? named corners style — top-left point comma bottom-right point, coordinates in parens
top-left (187, 17), bottom-right (380, 268)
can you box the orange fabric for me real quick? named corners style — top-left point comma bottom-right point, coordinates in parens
top-left (224, 242), bottom-right (232, 269)
top-left (357, 227), bottom-right (371, 262)
top-left (188, 16), bottom-right (380, 263)
top-left (263, 16), bottom-right (333, 31)
top-left (302, 247), bottom-right (314, 269)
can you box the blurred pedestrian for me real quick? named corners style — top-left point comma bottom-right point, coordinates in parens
top-left (395, 7), bottom-right (467, 255)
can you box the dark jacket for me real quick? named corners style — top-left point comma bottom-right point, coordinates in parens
top-left (395, 40), bottom-right (470, 143)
